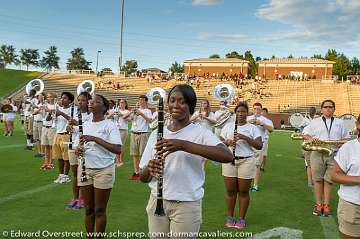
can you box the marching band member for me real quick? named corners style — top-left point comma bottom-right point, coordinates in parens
top-left (76, 94), bottom-right (122, 237)
top-left (331, 114), bottom-right (360, 239)
top-left (139, 84), bottom-right (232, 238)
top-left (66, 91), bottom-right (92, 209)
top-left (32, 93), bottom-right (46, 158)
top-left (53, 92), bottom-right (74, 184)
top-left (220, 102), bottom-right (262, 229)
top-left (302, 107), bottom-right (317, 187)
top-left (24, 89), bottom-right (38, 150)
top-left (260, 108), bottom-right (273, 172)
top-left (247, 103), bottom-right (273, 192)
top-left (214, 101), bottom-right (229, 137)
top-left (41, 92), bottom-right (56, 170)
top-left (129, 95), bottom-right (152, 180)
top-left (4, 98), bottom-right (17, 137)
top-left (190, 99), bottom-right (216, 131)
top-left (116, 98), bottom-right (131, 166)
top-left (303, 100), bottom-right (348, 217)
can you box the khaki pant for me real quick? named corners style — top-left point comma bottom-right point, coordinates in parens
top-left (41, 127), bottom-right (56, 146)
top-left (120, 129), bottom-right (128, 147)
top-left (146, 195), bottom-right (202, 239)
top-left (338, 198), bottom-right (360, 237)
top-left (32, 121), bottom-right (43, 142)
top-left (310, 151), bottom-right (335, 183)
top-left (303, 150), bottom-right (311, 167)
top-left (24, 116), bottom-right (33, 135)
top-left (68, 149), bottom-right (78, 166)
top-left (52, 134), bottom-right (70, 160)
top-left (130, 132), bottom-right (148, 156)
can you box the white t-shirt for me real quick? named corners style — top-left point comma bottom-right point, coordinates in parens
top-left (334, 139), bottom-right (360, 205)
top-left (117, 109), bottom-right (130, 130)
top-left (247, 115), bottom-right (273, 141)
top-left (42, 103), bottom-right (55, 127)
top-left (6, 104), bottom-right (17, 120)
top-left (24, 98), bottom-right (38, 117)
top-left (83, 119), bottom-right (122, 169)
top-left (131, 108), bottom-right (152, 132)
top-left (33, 102), bottom-right (45, 122)
top-left (303, 117), bottom-right (348, 140)
top-left (221, 122), bottom-right (262, 157)
top-left (71, 112), bottom-right (93, 148)
top-left (192, 111), bottom-right (216, 131)
top-left (139, 123), bottom-right (222, 201)
top-left (56, 106), bottom-right (73, 134)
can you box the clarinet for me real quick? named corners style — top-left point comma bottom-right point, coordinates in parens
top-left (154, 97), bottom-right (165, 216)
top-left (78, 109), bottom-right (87, 182)
top-left (69, 104), bottom-right (75, 150)
top-left (232, 113), bottom-right (239, 165)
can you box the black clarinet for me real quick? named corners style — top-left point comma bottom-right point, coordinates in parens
top-left (69, 104), bottom-right (75, 150)
top-left (154, 97), bottom-right (165, 216)
top-left (232, 113), bottom-right (239, 165)
top-left (78, 110), bottom-right (87, 182)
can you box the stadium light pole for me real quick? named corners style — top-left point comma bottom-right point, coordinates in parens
top-left (96, 50), bottom-right (102, 73)
top-left (119, 0), bottom-right (125, 74)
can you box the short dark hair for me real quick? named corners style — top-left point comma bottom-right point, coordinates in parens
top-left (321, 99), bottom-right (335, 109)
top-left (95, 94), bottom-right (109, 114)
top-left (118, 98), bottom-right (128, 110)
top-left (61, 92), bottom-right (74, 103)
top-left (357, 114), bottom-right (360, 123)
top-left (168, 84), bottom-right (197, 114)
top-left (234, 102), bottom-right (249, 113)
top-left (262, 108), bottom-right (268, 113)
top-left (78, 91), bottom-right (92, 101)
top-left (109, 100), bottom-right (116, 106)
top-left (139, 95), bottom-right (148, 102)
top-left (253, 102), bottom-right (262, 108)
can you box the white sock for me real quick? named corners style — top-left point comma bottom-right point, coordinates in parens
top-left (26, 139), bottom-right (31, 146)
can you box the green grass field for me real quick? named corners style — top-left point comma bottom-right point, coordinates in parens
top-left (0, 69), bottom-right (41, 98)
top-left (0, 120), bottom-right (341, 239)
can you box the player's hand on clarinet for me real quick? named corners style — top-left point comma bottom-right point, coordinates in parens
top-left (147, 159), bottom-right (163, 178)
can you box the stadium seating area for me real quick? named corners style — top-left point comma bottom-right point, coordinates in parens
top-left (11, 72), bottom-right (360, 115)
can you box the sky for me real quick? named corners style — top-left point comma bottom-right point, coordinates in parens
top-left (1, 0), bottom-right (360, 72)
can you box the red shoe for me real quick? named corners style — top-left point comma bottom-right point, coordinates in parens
top-left (322, 204), bottom-right (331, 217)
top-left (130, 173), bottom-right (140, 180)
top-left (40, 163), bottom-right (47, 170)
top-left (312, 204), bottom-right (323, 216)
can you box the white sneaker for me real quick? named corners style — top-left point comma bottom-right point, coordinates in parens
top-left (54, 175), bottom-right (62, 183)
top-left (60, 175), bottom-right (71, 184)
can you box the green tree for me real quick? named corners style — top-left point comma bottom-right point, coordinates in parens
top-left (0, 58), bottom-right (4, 69)
top-left (66, 48), bottom-right (91, 70)
top-left (312, 54), bottom-right (323, 59)
top-left (40, 46), bottom-right (60, 71)
top-left (350, 57), bottom-right (360, 75)
top-left (288, 54), bottom-right (294, 58)
top-left (271, 55), bottom-right (276, 59)
top-left (244, 50), bottom-right (257, 78)
top-left (20, 48), bottom-right (39, 71)
top-left (169, 61), bottom-right (184, 73)
top-left (0, 44), bottom-right (17, 68)
top-left (325, 49), bottom-right (337, 61)
top-left (226, 51), bottom-right (243, 59)
top-left (120, 60), bottom-right (138, 74)
top-left (333, 53), bottom-right (351, 80)
top-left (209, 54), bottom-right (220, 58)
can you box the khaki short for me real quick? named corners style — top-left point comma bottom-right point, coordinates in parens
top-left (68, 149), bottom-right (78, 166)
top-left (303, 150), bottom-right (311, 167)
top-left (146, 194), bottom-right (202, 239)
top-left (310, 151), bottom-right (335, 183)
top-left (130, 132), bottom-right (149, 156)
top-left (41, 127), bottom-right (56, 146)
top-left (52, 134), bottom-right (70, 160)
top-left (32, 121), bottom-right (43, 142)
top-left (120, 129), bottom-right (128, 147)
top-left (78, 164), bottom-right (115, 189)
top-left (338, 198), bottom-right (360, 237)
top-left (262, 140), bottom-right (269, 157)
top-left (24, 116), bottom-right (33, 135)
top-left (222, 157), bottom-right (256, 179)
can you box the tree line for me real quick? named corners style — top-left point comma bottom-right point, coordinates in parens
top-left (1, 43), bottom-right (359, 79)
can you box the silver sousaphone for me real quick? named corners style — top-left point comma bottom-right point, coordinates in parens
top-left (77, 80), bottom-right (95, 96)
top-left (25, 78), bottom-right (44, 96)
top-left (213, 84), bottom-right (236, 127)
top-left (339, 113), bottom-right (357, 136)
top-left (289, 113), bottom-right (305, 129)
top-left (147, 87), bottom-right (167, 130)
